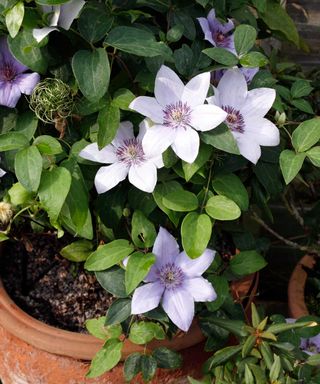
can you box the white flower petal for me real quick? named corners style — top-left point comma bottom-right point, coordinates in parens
top-left (236, 136), bottom-right (261, 164)
top-left (94, 163), bottom-right (128, 193)
top-left (242, 88), bottom-right (276, 118)
top-left (217, 69), bottom-right (247, 110)
top-left (184, 277), bottom-right (217, 302)
top-left (153, 227), bottom-right (180, 268)
top-left (111, 121), bottom-right (134, 148)
top-left (129, 96), bottom-right (164, 123)
top-left (162, 288), bottom-right (194, 332)
top-left (171, 126), bottom-right (199, 163)
top-left (0, 168), bottom-right (6, 177)
top-left (142, 124), bottom-right (176, 158)
top-left (245, 118), bottom-right (280, 146)
top-left (15, 73), bottom-right (40, 95)
top-left (128, 162), bottom-right (157, 193)
top-left (32, 27), bottom-right (58, 43)
top-left (190, 104), bottom-right (227, 132)
top-left (155, 65), bottom-right (184, 106)
top-left (131, 282), bottom-right (164, 314)
top-left (59, 0), bottom-right (85, 30)
top-left (182, 72), bottom-right (211, 107)
top-left (43, 5), bottom-right (60, 26)
top-left (79, 143), bottom-right (117, 164)
top-left (176, 249), bottom-right (215, 278)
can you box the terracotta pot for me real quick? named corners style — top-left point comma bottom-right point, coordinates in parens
top-left (0, 273), bottom-right (257, 384)
top-left (288, 254), bottom-right (316, 318)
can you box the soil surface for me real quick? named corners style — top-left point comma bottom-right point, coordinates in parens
top-left (0, 233), bottom-right (113, 332)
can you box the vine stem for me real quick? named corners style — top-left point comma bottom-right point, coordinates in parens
top-left (200, 158), bottom-right (214, 214)
top-left (251, 211), bottom-right (320, 256)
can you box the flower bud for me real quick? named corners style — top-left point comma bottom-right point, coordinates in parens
top-left (0, 202), bottom-right (13, 224)
top-left (275, 111), bottom-right (286, 126)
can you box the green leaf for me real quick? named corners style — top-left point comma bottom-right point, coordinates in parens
top-left (72, 48), bottom-right (110, 102)
top-left (291, 99), bottom-right (314, 114)
top-left (141, 355), bottom-right (157, 382)
top-left (244, 364), bottom-right (254, 384)
top-left (242, 335), bottom-right (256, 358)
top-left (38, 167), bottom-right (72, 224)
top-left (105, 26), bottom-right (172, 60)
top-left (124, 353), bottom-right (142, 382)
top-left (234, 24), bottom-right (257, 56)
top-left (0, 233), bottom-right (9, 242)
top-left (167, 24), bottom-right (184, 43)
top-left (163, 190), bottom-right (198, 212)
top-left (15, 111), bottom-right (38, 140)
top-left (307, 146), bottom-right (320, 167)
top-left (280, 150), bottom-right (305, 185)
top-left (105, 298), bottom-right (132, 325)
top-left (182, 144), bottom-right (212, 181)
top-left (206, 275), bottom-right (229, 312)
top-left (259, 2), bottom-right (299, 47)
top-left (201, 124), bottom-right (240, 155)
top-left (212, 173), bottom-right (249, 211)
top-left (202, 47), bottom-right (238, 66)
top-left (252, 0), bottom-right (266, 12)
top-left (97, 99), bottom-right (120, 149)
top-left (174, 44), bottom-right (194, 77)
top-left (131, 210), bottom-right (157, 248)
top-left (86, 339), bottom-right (123, 378)
top-left (267, 321), bottom-right (315, 335)
top-left (181, 212), bottom-right (212, 259)
top-left (85, 316), bottom-right (122, 340)
top-left (230, 250), bottom-right (267, 276)
top-left (253, 162), bottom-right (282, 197)
top-left (292, 118), bottom-right (320, 152)
top-left (269, 354), bottom-right (281, 382)
top-left (291, 80), bottom-right (313, 98)
top-left (204, 345), bottom-right (242, 371)
top-left (95, 267), bottom-right (127, 298)
top-left (306, 353), bottom-right (320, 366)
top-left (112, 88), bottom-right (135, 111)
top-left (239, 51), bottom-right (268, 67)
top-left (78, 6), bottom-right (113, 43)
top-left (35, 0), bottom-right (70, 4)
top-left (14, 146), bottom-right (42, 192)
top-left (205, 195), bottom-right (241, 221)
top-left (125, 252), bottom-right (155, 294)
top-left (60, 240), bottom-right (93, 262)
top-left (153, 182), bottom-right (183, 227)
top-left (85, 240), bottom-right (134, 271)
top-left (129, 321), bottom-right (165, 345)
top-left (8, 28), bottom-right (48, 73)
top-left (152, 347), bottom-right (182, 369)
top-left (8, 182), bottom-right (32, 206)
top-left (0, 132), bottom-right (29, 151)
top-left (6, 1), bottom-right (24, 38)
top-left (33, 135), bottom-right (62, 155)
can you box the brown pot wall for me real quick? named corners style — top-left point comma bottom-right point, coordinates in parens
top-left (0, 273), bottom-right (257, 384)
top-left (288, 254), bottom-right (316, 318)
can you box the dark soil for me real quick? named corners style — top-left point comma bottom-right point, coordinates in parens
top-left (0, 233), bottom-right (113, 332)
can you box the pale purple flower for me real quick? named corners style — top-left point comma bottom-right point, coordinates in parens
top-left (0, 37), bottom-right (40, 108)
top-left (79, 120), bottom-right (165, 194)
top-left (198, 9), bottom-right (235, 53)
top-left (131, 227), bottom-right (217, 332)
top-left (207, 69), bottom-right (279, 164)
top-left (33, 0), bottom-right (85, 42)
top-left (129, 65), bottom-right (227, 163)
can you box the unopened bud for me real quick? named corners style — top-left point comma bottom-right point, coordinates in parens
top-left (275, 111), bottom-right (286, 126)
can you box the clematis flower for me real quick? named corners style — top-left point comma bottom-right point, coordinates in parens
top-left (131, 227), bottom-right (217, 332)
top-left (79, 120), bottom-right (164, 194)
top-left (33, 0), bottom-right (85, 42)
top-left (129, 65), bottom-right (227, 163)
top-left (198, 9), bottom-right (235, 53)
top-left (207, 69), bottom-right (279, 164)
top-left (211, 67), bottom-right (259, 86)
top-left (0, 37), bottom-right (40, 108)
top-left (0, 169), bottom-right (5, 177)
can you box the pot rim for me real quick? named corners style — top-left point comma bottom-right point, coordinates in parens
top-left (288, 254), bottom-right (316, 319)
top-left (0, 279), bottom-right (205, 360)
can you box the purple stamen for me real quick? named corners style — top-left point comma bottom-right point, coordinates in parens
top-left (222, 105), bottom-right (245, 134)
top-left (163, 101), bottom-right (191, 130)
top-left (116, 138), bottom-right (145, 165)
top-left (158, 262), bottom-right (184, 290)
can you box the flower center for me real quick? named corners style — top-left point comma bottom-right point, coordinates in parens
top-left (306, 340), bottom-right (320, 354)
top-left (116, 138), bottom-right (145, 165)
top-left (216, 32), bottom-right (225, 42)
top-left (163, 101), bottom-right (191, 130)
top-left (222, 105), bottom-right (245, 134)
top-left (0, 63), bottom-right (16, 82)
top-left (213, 30), bottom-right (232, 49)
top-left (158, 263), bottom-right (184, 290)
